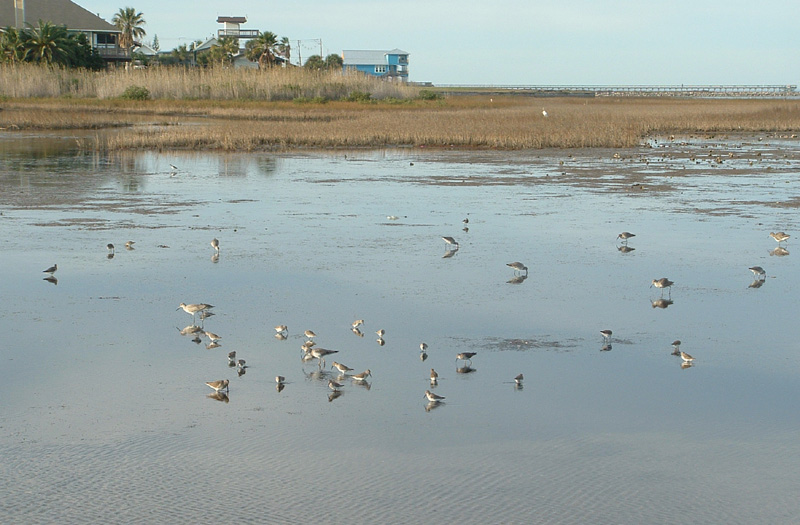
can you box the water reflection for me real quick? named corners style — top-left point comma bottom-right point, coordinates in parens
top-left (456, 366), bottom-right (476, 374)
top-left (617, 245), bottom-right (636, 254)
top-left (328, 390), bottom-right (343, 402)
top-left (211, 253), bottom-right (220, 264)
top-left (749, 279), bottom-right (766, 289)
top-left (507, 274), bottom-right (528, 284)
top-left (770, 247), bottom-right (789, 257)
top-left (651, 298), bottom-right (674, 309)
top-left (42, 275), bottom-right (58, 285)
top-left (680, 361), bottom-right (694, 370)
top-left (600, 344), bottom-right (612, 352)
top-left (442, 248), bottom-right (458, 258)
top-left (207, 392), bottom-right (230, 403)
top-left (425, 401), bottom-right (444, 412)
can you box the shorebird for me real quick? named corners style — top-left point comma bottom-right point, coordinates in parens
top-left (308, 348), bottom-right (339, 367)
top-left (455, 352), bottom-right (477, 365)
top-left (274, 325), bottom-right (288, 333)
top-left (210, 238), bottom-right (220, 252)
top-left (748, 266), bottom-right (766, 279)
top-left (600, 329), bottom-right (613, 342)
top-left (424, 390), bottom-right (445, 402)
top-left (331, 362), bottom-right (354, 375)
top-left (352, 319), bottom-right (364, 329)
top-left (442, 236), bottom-right (459, 249)
top-left (106, 243), bottom-right (115, 254)
top-left (328, 379), bottom-right (344, 392)
top-left (351, 369), bottom-right (372, 381)
top-left (275, 376), bottom-right (285, 384)
top-left (237, 359), bottom-right (246, 368)
top-left (541, 108), bottom-right (548, 117)
top-left (304, 330), bottom-right (317, 339)
top-left (125, 241), bottom-right (135, 249)
top-left (420, 342), bottom-right (428, 352)
top-left (227, 351), bottom-right (236, 363)
top-left (514, 373), bottom-right (524, 385)
top-left (650, 278), bottom-right (674, 295)
top-left (770, 232), bottom-right (790, 244)
top-left (204, 331), bottom-right (221, 343)
top-left (205, 379), bottom-right (229, 392)
top-left (430, 368), bottom-right (438, 384)
top-left (376, 329), bottom-right (385, 337)
top-left (616, 232), bottom-right (635, 244)
top-left (506, 262), bottom-right (528, 275)
top-left (671, 340), bottom-right (681, 356)
top-left (169, 164), bottom-right (178, 171)
top-left (177, 302), bottom-right (214, 320)
top-left (43, 264), bottom-right (58, 274)
top-left (679, 351), bottom-right (695, 363)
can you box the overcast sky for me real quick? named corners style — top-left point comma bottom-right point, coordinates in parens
top-left (79, 0), bottom-right (799, 86)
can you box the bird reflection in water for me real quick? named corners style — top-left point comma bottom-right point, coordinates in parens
top-left (456, 366), bottom-right (476, 374)
top-left (600, 344), bottom-right (612, 352)
top-left (328, 390), bottom-right (343, 402)
top-left (770, 247), bottom-right (789, 257)
top-left (748, 279), bottom-right (765, 289)
top-left (680, 361), bottom-right (694, 370)
top-left (207, 391), bottom-right (229, 403)
top-left (425, 401), bottom-right (444, 412)
top-left (651, 298), bottom-right (674, 309)
top-left (442, 248), bottom-right (458, 259)
top-left (43, 275), bottom-right (58, 285)
top-left (617, 245), bottom-right (635, 254)
top-left (507, 274), bottom-right (527, 284)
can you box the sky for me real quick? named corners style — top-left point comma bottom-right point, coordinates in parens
top-left (78, 0), bottom-right (799, 86)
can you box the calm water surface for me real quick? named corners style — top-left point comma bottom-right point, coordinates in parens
top-left (1, 132), bottom-right (799, 523)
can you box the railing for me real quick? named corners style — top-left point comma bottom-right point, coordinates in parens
top-left (435, 84), bottom-right (798, 98)
top-left (217, 29), bottom-right (260, 38)
top-left (95, 46), bottom-right (130, 59)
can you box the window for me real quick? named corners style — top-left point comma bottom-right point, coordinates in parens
top-left (375, 65), bottom-right (386, 73)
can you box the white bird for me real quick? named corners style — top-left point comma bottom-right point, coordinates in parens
top-left (210, 238), bottom-right (220, 252)
top-left (542, 108), bottom-right (548, 117)
top-left (748, 266), bottom-right (766, 279)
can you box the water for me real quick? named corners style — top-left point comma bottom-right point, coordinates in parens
top-left (1, 131), bottom-right (799, 523)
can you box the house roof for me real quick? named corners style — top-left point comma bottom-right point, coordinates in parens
top-left (0, 0), bottom-right (119, 32)
top-left (217, 16), bottom-right (247, 24)
top-left (342, 49), bottom-right (409, 66)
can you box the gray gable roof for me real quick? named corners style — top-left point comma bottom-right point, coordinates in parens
top-left (0, 0), bottom-right (119, 32)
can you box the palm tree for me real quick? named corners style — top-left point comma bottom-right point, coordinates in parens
top-left (24, 20), bottom-right (75, 65)
top-left (244, 31), bottom-right (278, 68)
top-left (112, 7), bottom-right (146, 50)
top-left (278, 36), bottom-right (291, 64)
top-left (0, 26), bottom-right (30, 63)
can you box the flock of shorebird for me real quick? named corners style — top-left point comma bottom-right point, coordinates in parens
top-left (43, 225), bottom-right (791, 405)
top-left (602, 229), bottom-right (790, 365)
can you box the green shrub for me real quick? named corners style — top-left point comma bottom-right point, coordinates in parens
top-left (345, 91), bottom-right (372, 102)
top-left (121, 85), bottom-right (151, 101)
top-left (418, 89), bottom-right (443, 101)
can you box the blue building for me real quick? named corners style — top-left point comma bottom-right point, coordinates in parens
top-left (342, 49), bottom-right (409, 81)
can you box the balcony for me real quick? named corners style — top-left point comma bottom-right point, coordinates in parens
top-left (217, 29), bottom-right (260, 39)
top-left (95, 46), bottom-right (131, 60)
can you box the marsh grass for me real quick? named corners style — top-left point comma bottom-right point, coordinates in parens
top-left (0, 63), bottom-right (418, 100)
top-left (1, 67), bottom-right (799, 150)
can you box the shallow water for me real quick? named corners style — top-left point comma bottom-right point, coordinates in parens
top-left (1, 132), bottom-right (800, 523)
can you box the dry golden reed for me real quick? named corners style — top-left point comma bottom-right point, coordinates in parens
top-left (2, 64), bottom-right (799, 150)
top-left (0, 63), bottom-right (418, 100)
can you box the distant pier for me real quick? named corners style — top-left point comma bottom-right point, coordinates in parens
top-left (434, 84), bottom-right (798, 98)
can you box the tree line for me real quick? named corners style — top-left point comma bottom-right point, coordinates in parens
top-left (2, 6), bottom-right (345, 71)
